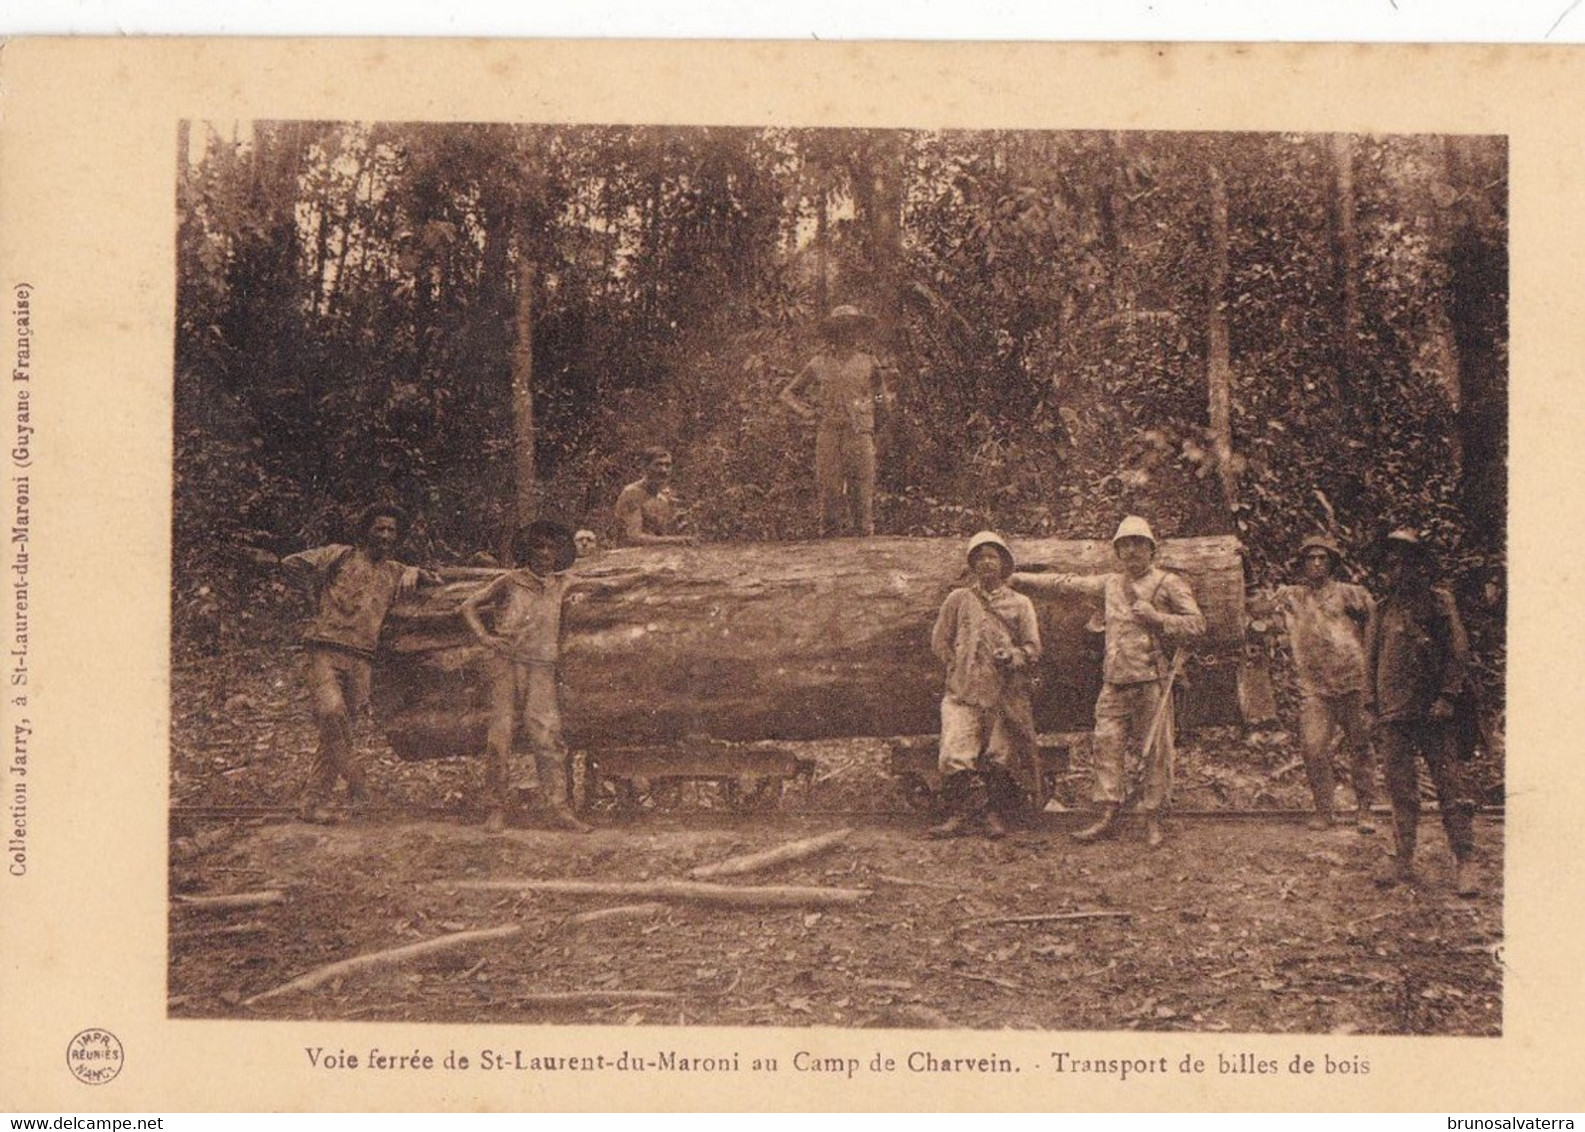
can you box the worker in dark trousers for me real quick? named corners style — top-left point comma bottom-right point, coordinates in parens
top-left (1367, 529), bottom-right (1480, 896)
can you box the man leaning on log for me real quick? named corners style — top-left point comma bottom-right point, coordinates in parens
top-left (1010, 516), bottom-right (1205, 847)
top-left (927, 531), bottom-right (1042, 841)
top-left (281, 503), bottom-right (434, 824)
top-left (460, 520), bottom-right (592, 834)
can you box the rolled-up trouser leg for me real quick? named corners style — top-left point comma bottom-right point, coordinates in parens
top-left (939, 694), bottom-right (989, 776)
top-left (305, 648), bottom-right (368, 801)
top-left (1298, 693), bottom-right (1338, 817)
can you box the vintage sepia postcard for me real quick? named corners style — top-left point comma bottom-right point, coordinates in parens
top-left (0, 38), bottom-right (1582, 1112)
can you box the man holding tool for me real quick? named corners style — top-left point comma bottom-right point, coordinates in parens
top-left (1010, 516), bottom-right (1205, 846)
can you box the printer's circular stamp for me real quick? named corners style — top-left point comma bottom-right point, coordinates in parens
top-left (66, 1028), bottom-right (124, 1085)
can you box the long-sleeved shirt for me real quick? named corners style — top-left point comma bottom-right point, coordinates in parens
top-left (1368, 586), bottom-right (1469, 723)
top-left (1011, 567), bottom-right (1204, 685)
top-left (931, 583), bottom-right (1042, 709)
top-left (282, 544), bottom-right (416, 657)
top-left (1273, 580), bottom-right (1375, 697)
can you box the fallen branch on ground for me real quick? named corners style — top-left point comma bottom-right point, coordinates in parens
top-left (173, 890), bottom-right (286, 912)
top-left (563, 903), bottom-right (668, 927)
top-left (503, 990), bottom-right (682, 1007)
top-left (875, 873), bottom-right (960, 892)
top-left (445, 879), bottom-right (869, 908)
top-left (242, 923), bottom-right (522, 1006)
top-left (689, 828), bottom-right (852, 880)
top-left (171, 919), bottom-right (271, 942)
top-left (957, 907), bottom-right (1132, 929)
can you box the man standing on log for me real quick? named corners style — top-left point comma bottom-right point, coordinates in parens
top-left (1265, 535), bottom-right (1379, 833)
top-left (614, 447), bottom-right (694, 547)
top-left (1010, 516), bottom-right (1205, 847)
top-left (1367, 529), bottom-right (1479, 895)
top-left (778, 304), bottom-right (894, 537)
top-left (928, 531), bottom-right (1042, 840)
top-left (461, 520), bottom-right (592, 835)
top-left (282, 503), bottom-right (429, 824)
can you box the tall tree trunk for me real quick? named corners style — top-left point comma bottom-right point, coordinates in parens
top-left (1206, 166), bottom-right (1239, 519)
top-left (1329, 134), bottom-right (1361, 410)
top-left (814, 175), bottom-right (830, 314)
top-left (868, 132), bottom-right (906, 349)
top-left (1443, 135), bottom-right (1508, 546)
top-left (510, 259), bottom-right (537, 542)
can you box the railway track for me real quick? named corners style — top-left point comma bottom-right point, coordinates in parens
top-left (170, 802), bottom-right (1504, 829)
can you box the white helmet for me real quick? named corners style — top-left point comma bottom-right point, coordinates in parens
top-left (1112, 515), bottom-right (1157, 548)
top-left (966, 530), bottom-right (1015, 574)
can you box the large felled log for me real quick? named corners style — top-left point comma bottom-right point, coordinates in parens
top-left (376, 535), bottom-right (1245, 756)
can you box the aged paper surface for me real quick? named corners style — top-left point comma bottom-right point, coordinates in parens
top-left (0, 38), bottom-right (1581, 1112)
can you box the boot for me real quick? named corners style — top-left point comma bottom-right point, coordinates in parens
top-left (483, 807), bottom-right (507, 835)
top-left (981, 766), bottom-right (1023, 840)
top-left (1072, 803), bottom-right (1120, 843)
top-left (1454, 857), bottom-right (1480, 898)
top-left (1374, 853), bottom-right (1416, 887)
top-left (927, 772), bottom-right (977, 839)
top-left (1305, 810), bottom-right (1334, 832)
top-left (1354, 806), bottom-right (1377, 835)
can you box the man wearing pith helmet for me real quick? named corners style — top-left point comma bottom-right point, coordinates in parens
top-left (1010, 516), bottom-right (1205, 847)
top-left (1266, 535), bottom-right (1379, 832)
top-left (927, 531), bottom-right (1042, 840)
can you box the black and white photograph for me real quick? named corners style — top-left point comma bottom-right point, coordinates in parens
top-left (8, 37), bottom-right (1581, 1114)
top-left (166, 121), bottom-right (1507, 1035)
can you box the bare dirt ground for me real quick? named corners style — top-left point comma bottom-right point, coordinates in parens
top-left (168, 645), bottom-right (1503, 1035)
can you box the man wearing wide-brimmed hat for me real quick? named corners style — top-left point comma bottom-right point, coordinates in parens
top-left (461, 519), bottom-right (591, 834)
top-left (1267, 535), bottom-right (1380, 832)
top-left (1366, 528), bottom-right (1479, 895)
top-left (778, 304), bottom-right (894, 537)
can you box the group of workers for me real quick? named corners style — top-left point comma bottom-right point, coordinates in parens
top-left (926, 516), bottom-right (1481, 897)
top-left (276, 301), bottom-right (1486, 897)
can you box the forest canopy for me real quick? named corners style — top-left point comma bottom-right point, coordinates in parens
top-left (174, 123), bottom-right (1506, 632)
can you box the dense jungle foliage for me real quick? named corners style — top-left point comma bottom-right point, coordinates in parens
top-left (173, 124), bottom-right (1506, 685)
